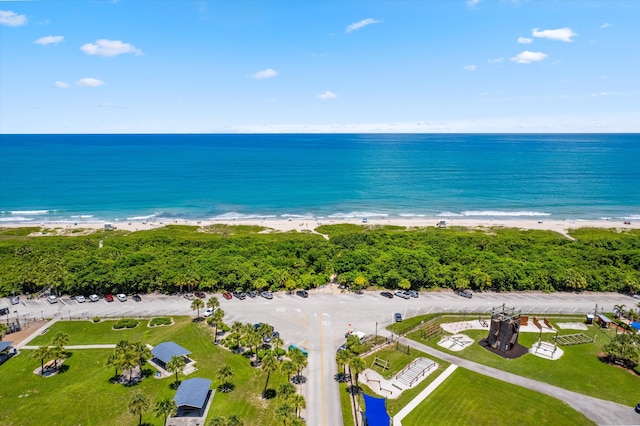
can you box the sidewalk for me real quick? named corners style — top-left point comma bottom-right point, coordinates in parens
top-left (14, 317), bottom-right (59, 349)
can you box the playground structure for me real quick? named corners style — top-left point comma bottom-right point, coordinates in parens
top-left (420, 321), bottom-right (443, 341)
top-left (487, 304), bottom-right (521, 353)
top-left (554, 333), bottom-right (594, 346)
top-left (437, 334), bottom-right (474, 351)
top-left (371, 356), bottom-right (389, 370)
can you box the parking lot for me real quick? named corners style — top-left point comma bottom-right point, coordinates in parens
top-left (4, 288), bottom-right (634, 426)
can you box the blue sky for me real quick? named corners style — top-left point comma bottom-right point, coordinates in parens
top-left (1, 0), bottom-right (638, 133)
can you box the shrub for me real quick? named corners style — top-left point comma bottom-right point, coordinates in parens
top-left (220, 324), bottom-right (231, 333)
top-left (149, 317), bottom-right (172, 327)
top-left (93, 317), bottom-right (100, 323)
top-left (113, 318), bottom-right (138, 329)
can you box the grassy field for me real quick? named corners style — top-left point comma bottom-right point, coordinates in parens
top-left (407, 317), bottom-right (640, 407)
top-left (0, 318), bottom-right (291, 425)
top-left (402, 368), bottom-right (595, 426)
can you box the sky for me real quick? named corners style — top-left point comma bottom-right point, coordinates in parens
top-left (0, 0), bottom-right (639, 133)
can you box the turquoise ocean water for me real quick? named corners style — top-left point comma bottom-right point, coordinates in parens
top-left (0, 133), bottom-right (638, 224)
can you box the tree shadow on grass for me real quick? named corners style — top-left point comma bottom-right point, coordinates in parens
top-left (192, 317), bottom-right (204, 323)
top-left (57, 364), bottom-right (70, 374)
top-left (141, 368), bottom-right (154, 378)
top-left (347, 385), bottom-right (361, 396)
top-left (291, 375), bottom-right (306, 385)
top-left (262, 388), bottom-right (276, 399)
top-left (217, 383), bottom-right (235, 393)
top-left (169, 380), bottom-right (182, 390)
top-left (334, 373), bottom-right (351, 383)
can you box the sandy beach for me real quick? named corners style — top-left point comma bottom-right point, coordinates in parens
top-left (2, 216), bottom-right (638, 238)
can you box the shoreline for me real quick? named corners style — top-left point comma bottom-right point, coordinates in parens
top-left (1, 217), bottom-right (638, 237)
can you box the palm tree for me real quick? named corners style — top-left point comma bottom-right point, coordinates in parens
top-left (191, 297), bottom-right (205, 318)
top-left (128, 390), bottom-right (151, 426)
top-left (336, 349), bottom-right (351, 377)
top-left (52, 332), bottom-right (69, 347)
top-left (289, 393), bottom-right (306, 418)
top-left (211, 308), bottom-right (225, 340)
top-left (280, 360), bottom-right (296, 382)
top-left (244, 330), bottom-right (262, 361)
top-left (261, 352), bottom-right (279, 393)
top-left (127, 341), bottom-right (151, 382)
top-left (227, 415), bottom-right (244, 426)
top-left (33, 345), bottom-right (50, 375)
top-left (0, 323), bottom-right (8, 341)
top-left (289, 348), bottom-right (307, 378)
top-left (278, 382), bottom-right (296, 400)
top-left (154, 397), bottom-right (177, 426)
top-left (217, 364), bottom-right (234, 392)
top-left (275, 402), bottom-right (295, 426)
top-left (207, 296), bottom-right (220, 311)
top-left (349, 356), bottom-right (365, 393)
top-left (271, 335), bottom-right (284, 358)
top-left (166, 355), bottom-right (186, 386)
top-left (613, 304), bottom-right (626, 319)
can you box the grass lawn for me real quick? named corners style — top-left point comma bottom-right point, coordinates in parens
top-left (339, 381), bottom-right (356, 426)
top-left (402, 368), bottom-right (595, 426)
top-left (0, 318), bottom-right (292, 426)
top-left (408, 317), bottom-right (640, 407)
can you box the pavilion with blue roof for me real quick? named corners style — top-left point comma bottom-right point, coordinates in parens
top-left (174, 378), bottom-right (212, 416)
top-left (151, 341), bottom-right (192, 368)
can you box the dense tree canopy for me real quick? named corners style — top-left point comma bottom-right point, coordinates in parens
top-left (0, 224), bottom-right (638, 296)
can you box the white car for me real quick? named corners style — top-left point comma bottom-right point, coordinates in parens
top-left (47, 295), bottom-right (58, 304)
top-left (76, 295), bottom-right (86, 303)
top-left (204, 308), bottom-right (214, 317)
top-left (116, 294), bottom-right (127, 302)
top-left (89, 294), bottom-right (99, 302)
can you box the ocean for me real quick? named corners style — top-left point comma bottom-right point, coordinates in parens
top-left (0, 133), bottom-right (638, 224)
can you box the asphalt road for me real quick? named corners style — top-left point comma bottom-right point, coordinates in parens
top-left (4, 289), bottom-right (637, 426)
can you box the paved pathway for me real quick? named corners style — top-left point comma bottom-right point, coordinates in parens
top-left (393, 364), bottom-right (458, 426)
top-left (398, 337), bottom-right (639, 426)
top-left (22, 344), bottom-right (116, 349)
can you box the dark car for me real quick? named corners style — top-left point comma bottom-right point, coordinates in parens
top-left (104, 294), bottom-right (114, 302)
top-left (247, 291), bottom-right (257, 298)
top-left (635, 403), bottom-right (640, 413)
top-left (380, 291), bottom-right (394, 299)
top-left (132, 294), bottom-right (141, 302)
top-left (223, 292), bottom-right (233, 300)
top-left (0, 307), bottom-right (9, 316)
top-left (194, 291), bottom-right (206, 299)
top-left (457, 290), bottom-right (473, 299)
top-left (233, 291), bottom-right (246, 300)
top-left (296, 290), bottom-right (308, 298)
top-left (407, 290), bottom-right (419, 298)
top-left (264, 331), bottom-right (280, 343)
top-left (183, 293), bottom-right (195, 301)
top-left (395, 313), bottom-right (403, 322)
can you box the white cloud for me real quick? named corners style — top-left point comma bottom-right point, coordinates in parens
top-left (80, 39), bottom-right (142, 57)
top-left (464, 65), bottom-right (477, 71)
top-left (54, 81), bottom-right (69, 89)
top-left (488, 57), bottom-right (504, 63)
top-left (467, 0), bottom-right (482, 6)
top-left (76, 78), bottom-right (104, 87)
top-left (317, 91), bottom-right (337, 100)
top-left (511, 51), bottom-right (548, 64)
top-left (251, 68), bottom-right (277, 79)
top-left (600, 22), bottom-right (610, 29)
top-left (0, 10), bottom-right (27, 27)
top-left (34, 35), bottom-right (64, 45)
top-left (532, 27), bottom-right (577, 42)
top-left (518, 36), bottom-right (533, 44)
top-left (345, 18), bottom-right (381, 34)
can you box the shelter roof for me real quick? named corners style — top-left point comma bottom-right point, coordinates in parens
top-left (174, 378), bottom-right (212, 409)
top-left (152, 341), bottom-right (191, 364)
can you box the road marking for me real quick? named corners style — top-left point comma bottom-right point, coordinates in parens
top-left (319, 313), bottom-right (326, 426)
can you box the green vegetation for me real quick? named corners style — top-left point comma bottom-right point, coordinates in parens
top-left (362, 345), bottom-right (421, 380)
top-left (113, 318), bottom-right (139, 329)
top-left (603, 332), bottom-right (640, 369)
top-left (402, 368), bottom-right (594, 426)
top-left (149, 317), bottom-right (172, 327)
top-left (408, 318), bottom-right (640, 406)
top-left (1, 225), bottom-right (639, 297)
top-left (0, 318), bottom-right (293, 425)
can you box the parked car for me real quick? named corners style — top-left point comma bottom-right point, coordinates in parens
top-left (233, 291), bottom-right (246, 300)
top-left (0, 307), bottom-right (9, 316)
top-left (296, 290), bottom-right (309, 298)
top-left (261, 291), bottom-right (273, 300)
top-left (204, 308), bottom-right (214, 317)
top-left (223, 292), bottom-right (233, 300)
top-left (407, 290), bottom-right (419, 298)
top-left (10, 296), bottom-right (20, 305)
top-left (105, 294), bottom-right (114, 302)
top-left (47, 295), bottom-right (58, 304)
top-left (457, 290), bottom-right (473, 299)
top-left (132, 294), bottom-right (141, 302)
top-left (89, 294), bottom-right (100, 302)
top-left (635, 402), bottom-right (640, 413)
top-left (380, 291), bottom-right (393, 299)
top-left (264, 331), bottom-right (280, 343)
top-left (183, 293), bottom-right (195, 301)
top-left (395, 290), bottom-right (409, 299)
top-left (633, 294), bottom-right (640, 300)
top-left (194, 291), bottom-right (206, 299)
top-left (247, 291), bottom-right (257, 298)
top-left (117, 293), bottom-right (127, 302)
top-left (395, 313), bottom-right (403, 322)
top-left (75, 295), bottom-right (86, 303)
